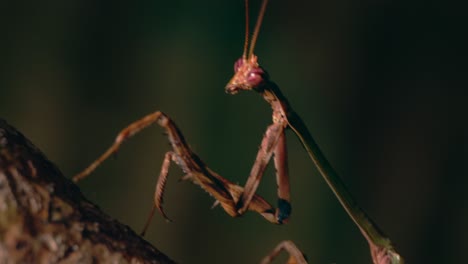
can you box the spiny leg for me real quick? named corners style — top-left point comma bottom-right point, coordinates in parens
top-left (154, 151), bottom-right (175, 222)
top-left (140, 144), bottom-right (283, 234)
top-left (237, 123), bottom-right (292, 223)
top-left (74, 110), bottom-right (282, 231)
top-left (273, 129), bottom-right (291, 223)
top-left (260, 240), bottom-right (307, 264)
top-left (237, 123), bottom-right (283, 214)
top-left (141, 151), bottom-right (174, 236)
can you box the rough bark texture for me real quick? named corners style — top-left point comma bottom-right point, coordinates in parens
top-left (0, 119), bottom-right (175, 264)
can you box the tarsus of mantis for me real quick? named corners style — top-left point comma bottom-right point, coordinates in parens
top-left (226, 0), bottom-right (403, 263)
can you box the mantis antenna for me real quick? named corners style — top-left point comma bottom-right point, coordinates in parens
top-left (242, 0), bottom-right (250, 59)
top-left (244, 0), bottom-right (270, 59)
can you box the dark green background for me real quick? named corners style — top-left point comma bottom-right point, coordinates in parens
top-left (1, 1), bottom-right (466, 263)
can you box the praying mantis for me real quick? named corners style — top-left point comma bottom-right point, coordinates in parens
top-left (73, 0), bottom-right (403, 263)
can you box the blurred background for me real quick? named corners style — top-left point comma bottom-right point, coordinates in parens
top-left (1, 0), bottom-right (466, 263)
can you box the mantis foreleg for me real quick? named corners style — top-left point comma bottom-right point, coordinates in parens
top-left (238, 123), bottom-right (292, 224)
top-left (73, 111), bottom-right (285, 235)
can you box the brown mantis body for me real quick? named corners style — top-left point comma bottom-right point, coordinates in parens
top-left (74, 0), bottom-right (403, 263)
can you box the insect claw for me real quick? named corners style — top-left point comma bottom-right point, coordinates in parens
top-left (276, 198), bottom-right (291, 224)
top-left (211, 200), bottom-right (220, 209)
top-left (158, 207), bottom-right (174, 223)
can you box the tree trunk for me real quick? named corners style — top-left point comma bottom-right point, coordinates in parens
top-left (0, 119), bottom-right (175, 264)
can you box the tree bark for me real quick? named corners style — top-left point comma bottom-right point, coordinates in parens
top-left (0, 119), bottom-right (175, 264)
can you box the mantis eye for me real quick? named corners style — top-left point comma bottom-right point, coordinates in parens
top-left (234, 58), bottom-right (244, 72)
top-left (248, 72), bottom-right (261, 84)
top-left (247, 67), bottom-right (266, 87)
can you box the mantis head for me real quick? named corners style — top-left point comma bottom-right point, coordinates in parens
top-left (225, 0), bottom-right (270, 95)
top-left (225, 55), bottom-right (268, 94)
